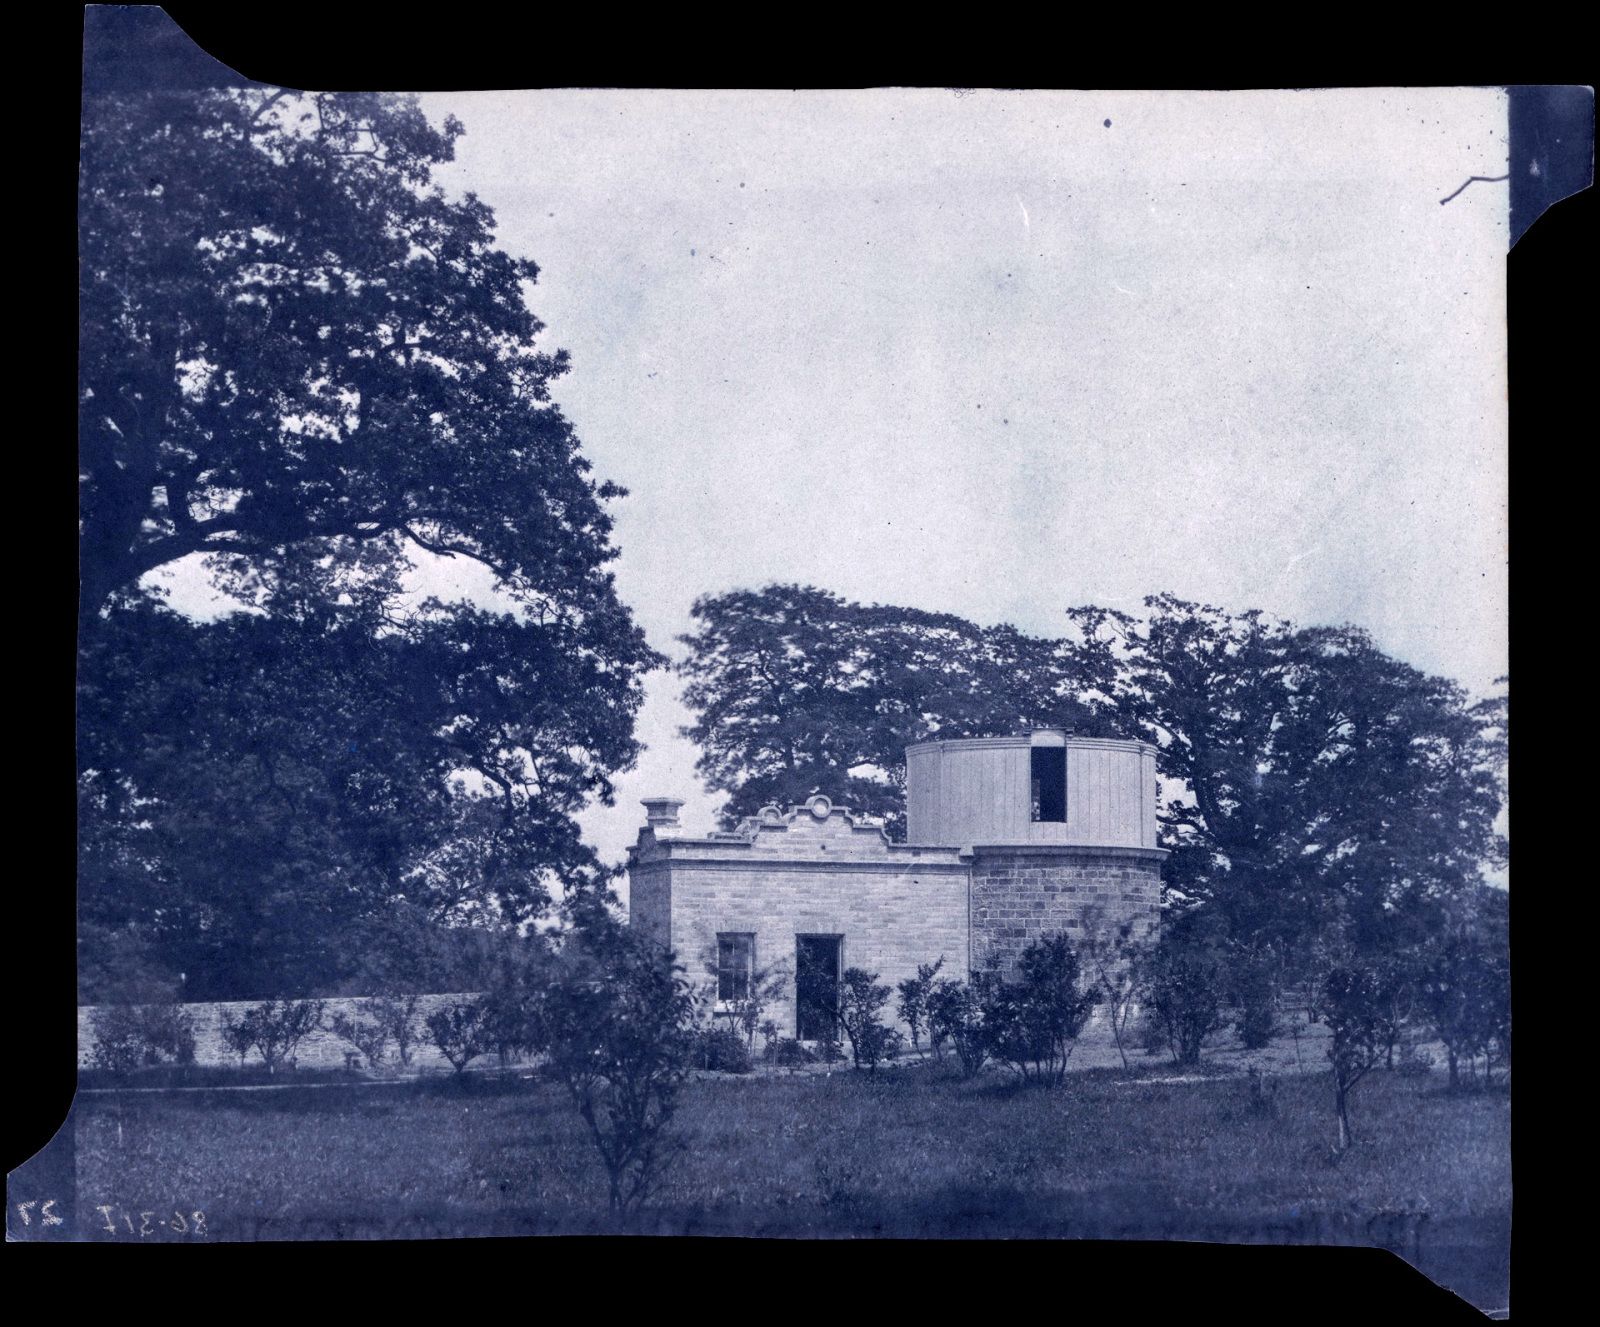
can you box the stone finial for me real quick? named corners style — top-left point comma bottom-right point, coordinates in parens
top-left (641, 797), bottom-right (685, 829)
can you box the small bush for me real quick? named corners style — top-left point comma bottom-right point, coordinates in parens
top-left (1230, 947), bottom-right (1279, 1050)
top-left (926, 977), bottom-right (989, 1078)
top-left (426, 999), bottom-right (489, 1074)
top-left (979, 935), bottom-right (1100, 1087)
top-left (896, 957), bottom-right (945, 1051)
top-left (1141, 923), bottom-right (1227, 1068)
top-left (765, 1037), bottom-right (816, 1069)
top-left (329, 1008), bottom-right (393, 1069)
top-left (1245, 1067), bottom-right (1280, 1119)
top-left (369, 995), bottom-right (423, 1067)
top-left (89, 1003), bottom-right (197, 1075)
top-left (1236, 999), bottom-right (1278, 1051)
top-left (697, 1027), bottom-right (753, 1074)
top-left (814, 1030), bottom-right (845, 1064)
top-left (1396, 1044), bottom-right (1436, 1078)
top-left (218, 1000), bottom-right (325, 1073)
top-left (836, 968), bottom-right (898, 1072)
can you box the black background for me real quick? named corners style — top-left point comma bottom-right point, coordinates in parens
top-left (20, 8), bottom-right (1586, 1314)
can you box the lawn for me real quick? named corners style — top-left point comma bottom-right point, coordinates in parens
top-left (73, 1056), bottom-right (1509, 1307)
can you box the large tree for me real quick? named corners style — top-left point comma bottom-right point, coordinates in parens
top-left (79, 88), bottom-right (661, 997)
top-left (676, 584), bottom-right (1120, 833)
top-left (678, 586), bottom-right (1507, 969)
top-left (1069, 594), bottom-right (1508, 968)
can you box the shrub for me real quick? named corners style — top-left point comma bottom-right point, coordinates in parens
top-left (218, 999), bottom-right (325, 1073)
top-left (1236, 998), bottom-right (1278, 1051)
top-left (1419, 932), bottom-right (1510, 1088)
top-left (814, 1030), bottom-right (845, 1064)
top-left (88, 1003), bottom-right (197, 1075)
top-left (426, 999), bottom-right (490, 1074)
top-left (896, 957), bottom-right (945, 1051)
top-left (1317, 965), bottom-right (1389, 1151)
top-left (1141, 923), bottom-right (1227, 1068)
top-left (765, 1037), bottom-right (816, 1070)
top-left (329, 1010), bottom-right (390, 1070)
top-left (1229, 947), bottom-right (1279, 1050)
top-left (835, 968), bottom-right (897, 1073)
top-left (369, 995), bottom-right (423, 1067)
top-left (1079, 910), bottom-right (1149, 1071)
top-left (927, 977), bottom-right (987, 1078)
top-left (1245, 1066), bottom-right (1280, 1119)
top-left (697, 1026), bottom-right (753, 1074)
top-left (980, 935), bottom-right (1100, 1087)
top-left (1395, 1044), bottom-right (1435, 1077)
top-left (534, 903), bottom-right (701, 1222)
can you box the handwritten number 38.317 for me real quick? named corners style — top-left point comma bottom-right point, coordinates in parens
top-left (96, 1206), bottom-right (208, 1237)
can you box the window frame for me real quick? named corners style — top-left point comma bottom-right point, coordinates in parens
top-left (716, 931), bottom-right (756, 1006)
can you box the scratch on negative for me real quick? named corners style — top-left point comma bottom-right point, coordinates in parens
top-left (1439, 174), bottom-right (1510, 206)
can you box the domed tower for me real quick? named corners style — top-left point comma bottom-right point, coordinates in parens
top-left (904, 727), bottom-right (1167, 975)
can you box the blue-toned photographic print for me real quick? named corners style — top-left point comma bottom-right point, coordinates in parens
top-left (38, 10), bottom-right (1577, 1315)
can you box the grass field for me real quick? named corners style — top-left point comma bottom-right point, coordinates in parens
top-left (73, 1056), bottom-right (1509, 1306)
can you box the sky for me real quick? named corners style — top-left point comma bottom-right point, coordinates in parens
top-left (154, 87), bottom-right (1512, 871)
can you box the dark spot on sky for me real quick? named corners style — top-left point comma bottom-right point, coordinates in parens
top-left (690, 249), bottom-right (696, 256)
top-left (1104, 119), bottom-right (1112, 128)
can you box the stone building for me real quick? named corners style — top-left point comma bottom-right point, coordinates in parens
top-left (626, 727), bottom-right (1166, 1041)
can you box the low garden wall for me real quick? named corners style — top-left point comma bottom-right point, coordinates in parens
top-left (77, 993), bottom-right (485, 1072)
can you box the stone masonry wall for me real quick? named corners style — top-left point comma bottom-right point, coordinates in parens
top-left (664, 864), bottom-right (970, 1041)
top-left (969, 848), bottom-right (1162, 979)
top-left (629, 862), bottom-right (671, 952)
top-left (77, 993), bottom-right (483, 1072)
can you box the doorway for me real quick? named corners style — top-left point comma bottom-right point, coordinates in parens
top-left (795, 935), bottom-right (843, 1040)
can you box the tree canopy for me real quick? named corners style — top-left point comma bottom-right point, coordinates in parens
top-left (675, 584), bottom-right (1121, 833)
top-left (79, 88), bottom-right (661, 999)
top-left (1069, 594), bottom-right (1508, 963)
top-left (678, 585), bottom-right (1508, 967)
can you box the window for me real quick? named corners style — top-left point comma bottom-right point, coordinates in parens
top-left (1031, 747), bottom-right (1066, 823)
top-left (717, 933), bottom-right (755, 1003)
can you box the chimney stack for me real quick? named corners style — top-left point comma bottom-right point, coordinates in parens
top-left (641, 797), bottom-right (685, 829)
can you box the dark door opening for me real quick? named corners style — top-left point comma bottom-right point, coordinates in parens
top-left (1031, 746), bottom-right (1067, 823)
top-left (795, 935), bottom-right (842, 1040)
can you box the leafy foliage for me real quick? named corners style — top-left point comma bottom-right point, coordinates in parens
top-left (1070, 596), bottom-right (1508, 973)
top-left (695, 1027), bottom-right (754, 1074)
top-left (895, 957), bottom-right (945, 1051)
top-left (88, 1003), bottom-right (197, 1075)
top-left (425, 999), bottom-right (490, 1074)
top-left (676, 585), bottom-right (1119, 833)
top-left (1141, 915), bottom-right (1228, 1068)
top-left (1317, 966), bottom-right (1390, 1150)
top-left (926, 977), bottom-right (988, 1077)
top-left (328, 1010), bottom-right (391, 1069)
top-left (530, 902), bottom-right (702, 1221)
top-left (78, 86), bottom-right (661, 998)
top-left (834, 968), bottom-right (903, 1072)
top-left (1419, 903), bottom-right (1511, 1088)
top-left (218, 999), bottom-right (326, 1072)
top-left (1079, 908), bottom-right (1150, 1073)
top-left (979, 936), bottom-right (1101, 1087)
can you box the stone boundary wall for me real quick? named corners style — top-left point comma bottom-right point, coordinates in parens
top-left (77, 993), bottom-right (484, 1072)
top-left (969, 847), bottom-right (1162, 978)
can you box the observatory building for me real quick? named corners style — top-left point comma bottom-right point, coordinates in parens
top-left (627, 728), bottom-right (1167, 1042)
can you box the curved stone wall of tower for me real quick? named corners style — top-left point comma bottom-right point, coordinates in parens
top-left (904, 729), bottom-right (1166, 977)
